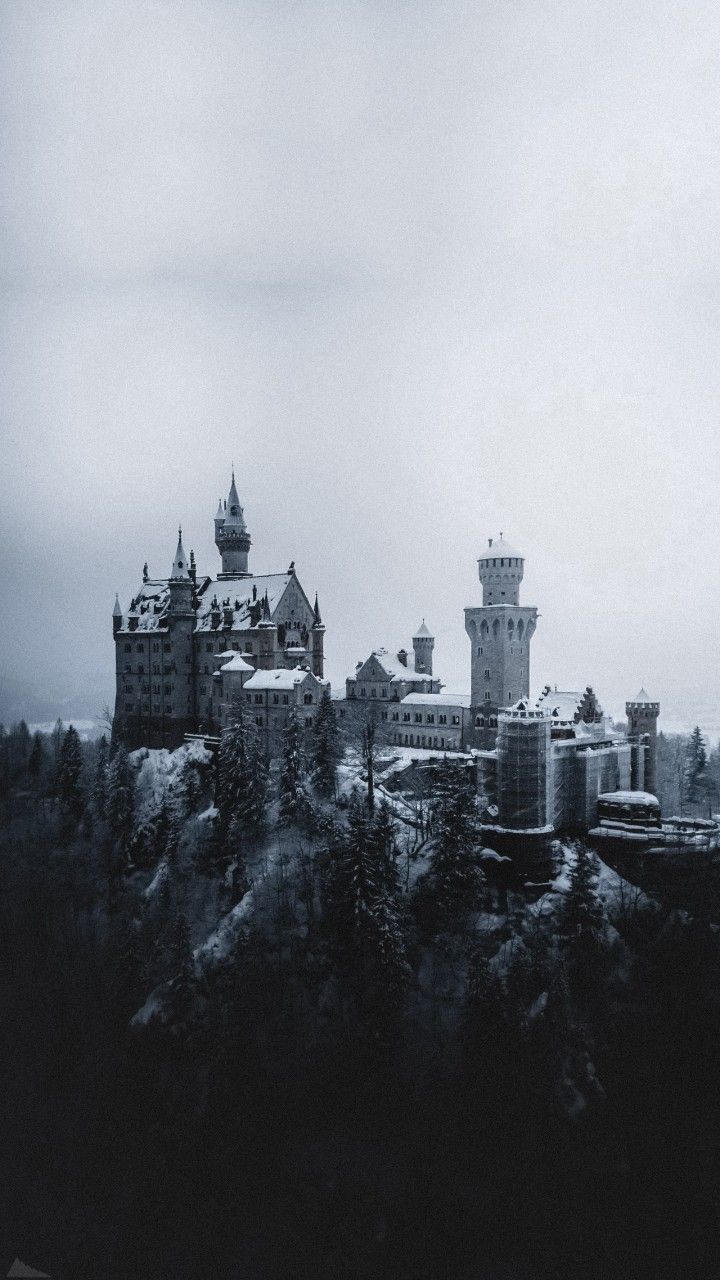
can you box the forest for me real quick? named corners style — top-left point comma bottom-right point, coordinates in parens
top-left (1, 708), bottom-right (720, 1279)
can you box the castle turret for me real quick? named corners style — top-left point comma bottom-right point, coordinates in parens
top-left (112, 593), bottom-right (122, 634)
top-left (312, 593), bottom-right (325, 678)
top-left (412, 620), bottom-right (434, 675)
top-left (478, 535), bottom-right (524, 605)
top-left (215, 471), bottom-right (252, 578)
top-left (465, 534), bottom-right (538, 740)
top-left (168, 528), bottom-right (194, 614)
top-left (626, 688), bottom-right (660, 795)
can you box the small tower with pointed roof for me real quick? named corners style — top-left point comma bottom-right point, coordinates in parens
top-left (412, 620), bottom-right (434, 675)
top-left (215, 470), bottom-right (252, 578)
top-left (112, 593), bottom-right (122, 634)
top-left (311, 593), bottom-right (325, 678)
top-left (626, 688), bottom-right (660, 795)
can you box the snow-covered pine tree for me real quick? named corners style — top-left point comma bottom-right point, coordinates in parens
top-left (416, 762), bottom-right (483, 933)
top-left (278, 707), bottom-right (308, 825)
top-left (324, 794), bottom-right (409, 1028)
top-left (105, 743), bottom-right (134, 865)
top-left (57, 724), bottom-right (85, 823)
top-left (685, 726), bottom-right (708, 807)
top-left (216, 700), bottom-right (267, 855)
top-left (558, 842), bottom-right (604, 943)
top-left (311, 687), bottom-right (340, 796)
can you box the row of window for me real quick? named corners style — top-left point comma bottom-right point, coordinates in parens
top-left (394, 734), bottom-right (457, 749)
top-left (252, 715), bottom-right (314, 728)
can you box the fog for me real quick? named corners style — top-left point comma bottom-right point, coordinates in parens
top-left (2, 0), bottom-right (719, 723)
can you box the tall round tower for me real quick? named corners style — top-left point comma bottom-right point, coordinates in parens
top-left (478, 535), bottom-right (524, 606)
top-left (215, 471), bottom-right (252, 578)
top-left (626, 688), bottom-right (660, 796)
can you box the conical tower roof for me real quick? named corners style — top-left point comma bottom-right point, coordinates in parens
top-left (413, 619), bottom-right (433, 638)
top-left (224, 470), bottom-right (246, 528)
top-left (170, 527), bottom-right (190, 579)
top-left (113, 593), bottom-right (122, 617)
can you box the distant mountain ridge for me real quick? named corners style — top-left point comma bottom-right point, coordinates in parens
top-left (0, 674), bottom-right (113, 729)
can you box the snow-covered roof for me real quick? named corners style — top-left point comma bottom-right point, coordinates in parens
top-left (113, 593), bottom-right (122, 617)
top-left (413, 620), bottom-right (433, 638)
top-left (218, 654), bottom-right (255, 674)
top-left (535, 689), bottom-right (584, 722)
top-left (244, 667), bottom-right (322, 691)
top-left (195, 573), bottom-right (293, 632)
top-left (348, 647), bottom-right (436, 683)
top-left (479, 535), bottom-right (522, 561)
top-left (599, 791), bottom-right (660, 806)
top-left (401, 692), bottom-right (470, 708)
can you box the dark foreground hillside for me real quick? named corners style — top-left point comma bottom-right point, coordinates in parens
top-left (2, 719), bottom-right (720, 1279)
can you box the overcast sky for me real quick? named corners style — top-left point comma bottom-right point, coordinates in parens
top-left (2, 0), bottom-right (720, 722)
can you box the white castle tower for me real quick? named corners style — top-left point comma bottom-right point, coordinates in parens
top-left (464, 535), bottom-right (538, 728)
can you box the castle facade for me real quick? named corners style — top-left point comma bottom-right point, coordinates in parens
top-left (113, 473), bottom-right (325, 749)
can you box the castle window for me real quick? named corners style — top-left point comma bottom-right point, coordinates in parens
top-left (273, 693), bottom-right (279, 705)
top-left (152, 642), bottom-right (159, 653)
top-left (305, 717), bottom-right (313, 728)
top-left (282, 695), bottom-right (289, 705)
top-left (426, 714), bottom-right (435, 724)
top-left (476, 715), bottom-right (484, 727)
top-left (153, 664), bottom-right (160, 675)
top-left (254, 694), bottom-right (263, 705)
top-left (439, 714), bottom-right (447, 725)
top-left (137, 664), bottom-right (145, 674)
top-left (164, 684), bottom-right (171, 695)
top-left (246, 694), bottom-right (251, 703)
top-left (508, 692), bottom-right (512, 702)
top-left (164, 643), bottom-right (171, 653)
top-left (303, 693), bottom-right (313, 705)
top-left (415, 713), bottom-right (422, 724)
top-left (484, 668), bottom-right (490, 679)
top-left (360, 687), bottom-right (366, 697)
top-left (403, 713), bottom-right (410, 722)
top-left (483, 691), bottom-right (491, 702)
top-left (440, 737), bottom-right (445, 748)
top-left (477, 647), bottom-right (483, 656)
top-left (124, 664), bottom-right (131, 674)
top-left (136, 643), bottom-right (143, 653)
top-left (124, 643), bottom-right (131, 653)
top-left (381, 711), bottom-right (388, 721)
top-left (206, 643), bottom-right (213, 653)
top-left (255, 716), bottom-right (263, 727)
top-left (452, 716), bottom-right (460, 726)
top-left (391, 712), bottom-right (399, 721)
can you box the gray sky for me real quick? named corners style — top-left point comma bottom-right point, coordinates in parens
top-left (2, 0), bottom-right (720, 722)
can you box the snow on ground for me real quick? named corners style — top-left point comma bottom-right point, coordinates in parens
top-left (194, 889), bottom-right (255, 966)
top-left (130, 741), bottom-right (211, 823)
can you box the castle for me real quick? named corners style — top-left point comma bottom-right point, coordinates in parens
top-left (113, 484), bottom-right (659, 834)
top-left (112, 472), bottom-right (326, 749)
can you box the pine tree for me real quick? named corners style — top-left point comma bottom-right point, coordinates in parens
top-left (216, 701), bottom-right (267, 856)
top-left (558, 842), bottom-right (604, 943)
top-left (57, 724), bottom-right (85, 823)
top-left (28, 732), bottom-right (46, 788)
top-left (93, 735), bottom-right (109, 820)
top-left (416, 763), bottom-right (483, 933)
top-left (278, 708), bottom-right (308, 825)
top-left (105, 744), bottom-right (134, 864)
top-left (311, 687), bottom-right (340, 796)
top-left (685, 726), bottom-right (708, 808)
top-left (324, 795), bottom-right (409, 1029)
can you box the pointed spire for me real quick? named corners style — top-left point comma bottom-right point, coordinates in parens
top-left (214, 497), bottom-right (224, 522)
top-left (224, 469), bottom-right (246, 528)
top-left (413, 619), bottom-right (433, 638)
top-left (113, 593), bottom-right (122, 617)
top-left (313, 593), bottom-right (322, 625)
top-left (170, 526), bottom-right (189, 579)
